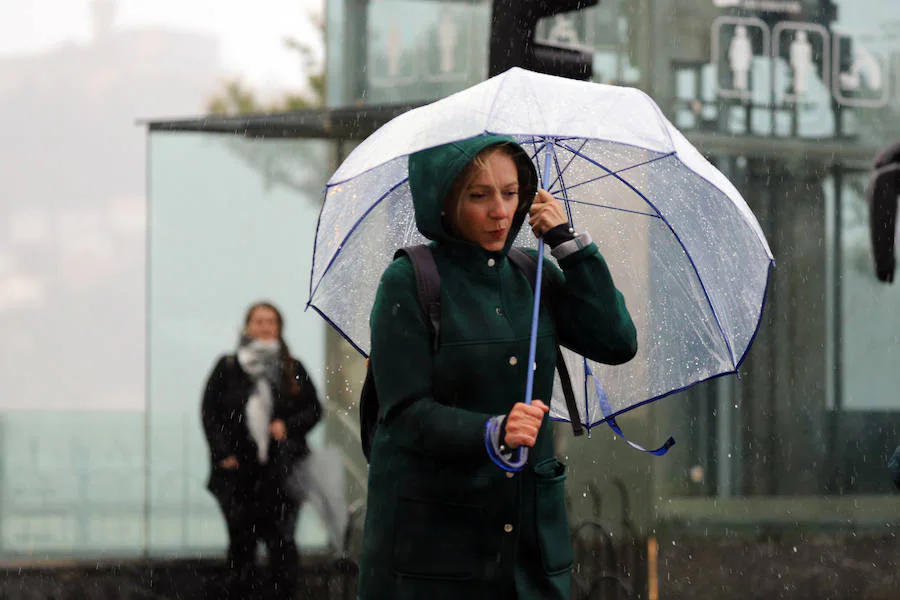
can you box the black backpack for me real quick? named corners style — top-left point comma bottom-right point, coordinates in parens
top-left (359, 244), bottom-right (583, 463)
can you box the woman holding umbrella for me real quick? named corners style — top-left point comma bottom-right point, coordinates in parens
top-left (359, 135), bottom-right (638, 600)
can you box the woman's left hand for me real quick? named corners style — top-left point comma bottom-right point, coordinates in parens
top-left (269, 419), bottom-right (288, 442)
top-left (528, 189), bottom-right (567, 237)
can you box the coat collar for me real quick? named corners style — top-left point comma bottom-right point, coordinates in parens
top-left (437, 241), bottom-right (512, 277)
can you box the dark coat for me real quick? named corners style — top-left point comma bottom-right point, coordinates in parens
top-left (201, 353), bottom-right (322, 502)
top-left (890, 444), bottom-right (900, 491)
top-left (867, 148), bottom-right (900, 282)
top-left (357, 135), bottom-right (638, 600)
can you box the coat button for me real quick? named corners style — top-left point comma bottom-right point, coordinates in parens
top-left (487, 258), bottom-right (496, 267)
top-left (508, 356), bottom-right (517, 366)
top-left (506, 471), bottom-right (514, 479)
top-left (504, 523), bottom-right (514, 533)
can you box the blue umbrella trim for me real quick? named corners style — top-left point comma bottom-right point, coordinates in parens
top-left (308, 175), bottom-right (410, 305)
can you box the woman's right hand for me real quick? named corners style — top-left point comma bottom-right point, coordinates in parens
top-left (503, 400), bottom-right (550, 449)
top-left (219, 456), bottom-right (240, 470)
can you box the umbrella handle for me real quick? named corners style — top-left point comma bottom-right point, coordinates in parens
top-left (506, 445), bottom-right (529, 470)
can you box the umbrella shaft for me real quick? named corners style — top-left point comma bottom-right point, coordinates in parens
top-left (523, 149), bottom-right (554, 407)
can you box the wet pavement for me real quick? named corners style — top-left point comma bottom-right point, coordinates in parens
top-left (0, 554), bottom-right (357, 600)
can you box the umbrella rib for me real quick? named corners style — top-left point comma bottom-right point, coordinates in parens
top-left (307, 302), bottom-right (369, 358)
top-left (549, 139), bottom-right (588, 219)
top-left (547, 139), bottom-right (595, 433)
top-left (556, 198), bottom-right (661, 218)
top-left (549, 139), bottom-right (578, 225)
top-left (308, 176), bottom-right (410, 306)
top-left (550, 148), bottom-right (677, 194)
top-left (555, 142), bottom-right (738, 369)
top-left (548, 137), bottom-right (586, 191)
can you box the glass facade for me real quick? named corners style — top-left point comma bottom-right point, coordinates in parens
top-left (0, 134), bottom-right (333, 560)
top-left (325, 0), bottom-right (900, 538)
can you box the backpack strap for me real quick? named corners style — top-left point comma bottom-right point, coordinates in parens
top-left (394, 245), bottom-right (441, 353)
top-left (360, 246), bottom-right (441, 463)
top-left (507, 247), bottom-right (584, 437)
top-left (554, 347), bottom-right (582, 436)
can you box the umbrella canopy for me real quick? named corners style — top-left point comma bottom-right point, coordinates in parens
top-left (308, 67), bottom-right (774, 430)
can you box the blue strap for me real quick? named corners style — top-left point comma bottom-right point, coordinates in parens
top-left (484, 417), bottom-right (526, 472)
top-left (585, 362), bottom-right (675, 456)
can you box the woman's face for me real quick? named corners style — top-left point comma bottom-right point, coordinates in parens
top-left (451, 150), bottom-right (519, 252)
top-left (245, 306), bottom-right (280, 341)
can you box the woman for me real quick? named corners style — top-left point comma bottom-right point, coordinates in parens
top-left (358, 135), bottom-right (638, 600)
top-left (201, 301), bottom-right (322, 599)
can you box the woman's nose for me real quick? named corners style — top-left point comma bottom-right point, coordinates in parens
top-left (489, 194), bottom-right (508, 218)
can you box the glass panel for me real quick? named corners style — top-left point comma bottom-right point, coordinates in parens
top-left (655, 0), bottom-right (900, 501)
top-left (669, 0), bottom-right (900, 140)
top-left (838, 168), bottom-right (900, 493)
top-left (0, 412), bottom-right (145, 558)
top-left (147, 132), bottom-right (330, 554)
top-left (332, 0), bottom-right (644, 105)
top-left (364, 0), bottom-right (491, 104)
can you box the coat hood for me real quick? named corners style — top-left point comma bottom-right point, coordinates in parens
top-left (407, 135), bottom-right (538, 253)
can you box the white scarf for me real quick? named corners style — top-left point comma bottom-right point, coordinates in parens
top-left (236, 338), bottom-right (280, 464)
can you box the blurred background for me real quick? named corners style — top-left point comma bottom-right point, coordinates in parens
top-left (2, 0), bottom-right (900, 598)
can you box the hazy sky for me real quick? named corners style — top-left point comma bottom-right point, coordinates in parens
top-left (0, 0), bottom-right (324, 91)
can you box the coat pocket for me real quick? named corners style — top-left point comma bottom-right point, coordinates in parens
top-left (392, 477), bottom-right (488, 580)
top-left (533, 457), bottom-right (574, 575)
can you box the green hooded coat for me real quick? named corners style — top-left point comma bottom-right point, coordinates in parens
top-left (358, 135), bottom-right (638, 600)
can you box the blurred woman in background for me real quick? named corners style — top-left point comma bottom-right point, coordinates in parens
top-left (202, 301), bottom-right (322, 599)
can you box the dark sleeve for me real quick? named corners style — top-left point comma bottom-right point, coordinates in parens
top-left (889, 444), bottom-right (900, 492)
top-left (537, 243), bottom-right (638, 365)
top-left (201, 355), bottom-right (233, 464)
top-left (369, 258), bottom-right (493, 460)
top-left (868, 163), bottom-right (899, 283)
top-left (283, 358), bottom-right (323, 438)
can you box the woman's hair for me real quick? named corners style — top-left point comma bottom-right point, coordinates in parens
top-left (443, 142), bottom-right (523, 236)
top-left (244, 301), bottom-right (302, 395)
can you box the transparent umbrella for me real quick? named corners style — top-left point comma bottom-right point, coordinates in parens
top-left (307, 67), bottom-right (774, 436)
